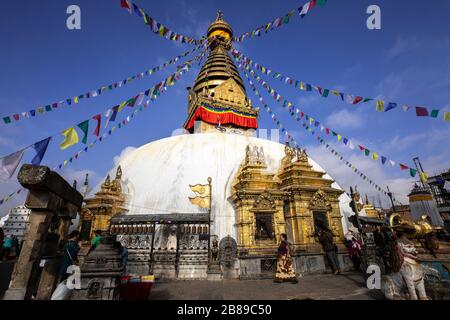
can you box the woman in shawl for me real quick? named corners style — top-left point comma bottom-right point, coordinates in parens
top-left (274, 233), bottom-right (298, 283)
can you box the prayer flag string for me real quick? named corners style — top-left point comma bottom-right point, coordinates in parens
top-left (234, 53), bottom-right (423, 179)
top-left (240, 67), bottom-right (393, 197)
top-left (0, 54), bottom-right (198, 207)
top-left (233, 0), bottom-right (327, 43)
top-left (120, 0), bottom-right (203, 45)
top-left (232, 49), bottom-right (450, 123)
top-left (1, 44), bottom-right (204, 125)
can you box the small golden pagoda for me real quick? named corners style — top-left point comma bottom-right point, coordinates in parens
top-left (78, 166), bottom-right (127, 240)
top-left (362, 194), bottom-right (382, 219)
top-left (184, 11), bottom-right (258, 135)
top-left (230, 143), bottom-right (345, 260)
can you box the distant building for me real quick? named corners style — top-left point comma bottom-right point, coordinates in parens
top-left (408, 184), bottom-right (444, 227)
top-left (2, 205), bottom-right (31, 242)
top-left (427, 170), bottom-right (450, 231)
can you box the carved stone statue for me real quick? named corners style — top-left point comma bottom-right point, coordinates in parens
top-left (258, 146), bottom-right (265, 165)
top-left (211, 236), bottom-right (219, 263)
top-left (381, 230), bottom-right (432, 300)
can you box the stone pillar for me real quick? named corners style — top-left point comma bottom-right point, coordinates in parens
top-left (35, 215), bottom-right (73, 300)
top-left (3, 165), bottom-right (82, 300)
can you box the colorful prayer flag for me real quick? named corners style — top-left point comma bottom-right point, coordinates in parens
top-left (376, 100), bottom-right (385, 112)
top-left (60, 127), bottom-right (79, 150)
top-left (415, 106), bottom-right (429, 117)
top-left (31, 137), bottom-right (51, 166)
top-left (77, 120), bottom-right (89, 144)
top-left (0, 150), bottom-right (25, 180)
top-left (92, 114), bottom-right (101, 136)
top-left (444, 111), bottom-right (450, 122)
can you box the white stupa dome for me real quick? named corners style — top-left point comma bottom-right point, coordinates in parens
top-left (104, 132), bottom-right (355, 240)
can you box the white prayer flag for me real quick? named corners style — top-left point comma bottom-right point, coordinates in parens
top-left (444, 181), bottom-right (450, 191)
top-left (0, 149), bottom-right (25, 180)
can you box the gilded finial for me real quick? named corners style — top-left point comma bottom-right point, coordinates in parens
top-left (116, 165), bottom-right (122, 180)
top-left (216, 10), bottom-right (224, 21)
top-left (105, 174), bottom-right (111, 186)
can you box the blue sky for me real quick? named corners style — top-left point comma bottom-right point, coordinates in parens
top-left (1, 0), bottom-right (450, 216)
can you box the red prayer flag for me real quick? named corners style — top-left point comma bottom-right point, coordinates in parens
top-left (13, 114), bottom-right (20, 121)
top-left (353, 96), bottom-right (363, 104)
top-left (399, 164), bottom-right (409, 170)
top-left (326, 128), bottom-right (330, 135)
top-left (309, 0), bottom-right (317, 10)
top-left (358, 145), bottom-right (365, 151)
top-left (92, 114), bottom-right (101, 137)
top-left (415, 106), bottom-right (429, 117)
top-left (120, 0), bottom-right (130, 9)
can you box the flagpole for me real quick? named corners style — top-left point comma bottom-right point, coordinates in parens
top-left (207, 177), bottom-right (212, 267)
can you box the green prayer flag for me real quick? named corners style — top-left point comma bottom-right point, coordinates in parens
top-left (3, 116), bottom-right (11, 124)
top-left (364, 149), bottom-right (370, 156)
top-left (410, 168), bottom-right (417, 177)
top-left (317, 0), bottom-right (327, 5)
top-left (45, 105), bottom-right (52, 112)
top-left (430, 109), bottom-right (439, 118)
top-left (323, 89), bottom-right (329, 97)
top-left (77, 120), bottom-right (89, 144)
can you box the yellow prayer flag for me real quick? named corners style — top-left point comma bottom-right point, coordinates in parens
top-left (376, 100), bottom-right (385, 112)
top-left (190, 184), bottom-right (210, 196)
top-left (74, 96), bottom-right (79, 104)
top-left (309, 117), bottom-right (313, 125)
top-left (189, 196), bottom-right (210, 209)
top-left (60, 127), bottom-right (79, 150)
top-left (420, 172), bottom-right (429, 183)
top-left (118, 101), bottom-right (127, 112)
top-left (63, 160), bottom-right (68, 166)
top-left (337, 134), bottom-right (342, 141)
top-left (300, 82), bottom-right (306, 90)
top-left (444, 111), bottom-right (450, 122)
top-left (372, 152), bottom-right (379, 161)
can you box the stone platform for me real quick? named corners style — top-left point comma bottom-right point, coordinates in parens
top-left (148, 272), bottom-right (383, 300)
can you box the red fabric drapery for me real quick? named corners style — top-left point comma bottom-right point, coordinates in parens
top-left (185, 106), bottom-right (258, 130)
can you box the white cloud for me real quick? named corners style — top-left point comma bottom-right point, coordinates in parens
top-left (325, 109), bottom-right (366, 130)
top-left (113, 146), bottom-right (137, 166)
top-left (387, 35), bottom-right (423, 59)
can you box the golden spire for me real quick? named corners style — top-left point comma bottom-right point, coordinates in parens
top-left (193, 11), bottom-right (245, 96)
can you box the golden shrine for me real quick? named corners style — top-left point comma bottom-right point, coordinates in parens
top-left (78, 166), bottom-right (127, 241)
top-left (230, 143), bottom-right (345, 259)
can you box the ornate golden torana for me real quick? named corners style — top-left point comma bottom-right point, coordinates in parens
top-left (229, 143), bottom-right (345, 257)
top-left (79, 166), bottom-right (127, 240)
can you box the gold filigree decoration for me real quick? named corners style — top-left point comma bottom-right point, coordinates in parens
top-left (309, 190), bottom-right (332, 210)
top-left (253, 192), bottom-right (276, 211)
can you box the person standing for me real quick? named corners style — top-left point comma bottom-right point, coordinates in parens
top-left (59, 230), bottom-right (81, 282)
top-left (2, 235), bottom-right (13, 261)
top-left (87, 229), bottom-right (102, 256)
top-left (0, 228), bottom-right (4, 260)
top-left (318, 226), bottom-right (341, 275)
top-left (274, 233), bottom-right (298, 283)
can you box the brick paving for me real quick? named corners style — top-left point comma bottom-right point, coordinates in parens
top-left (149, 272), bottom-right (384, 300)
